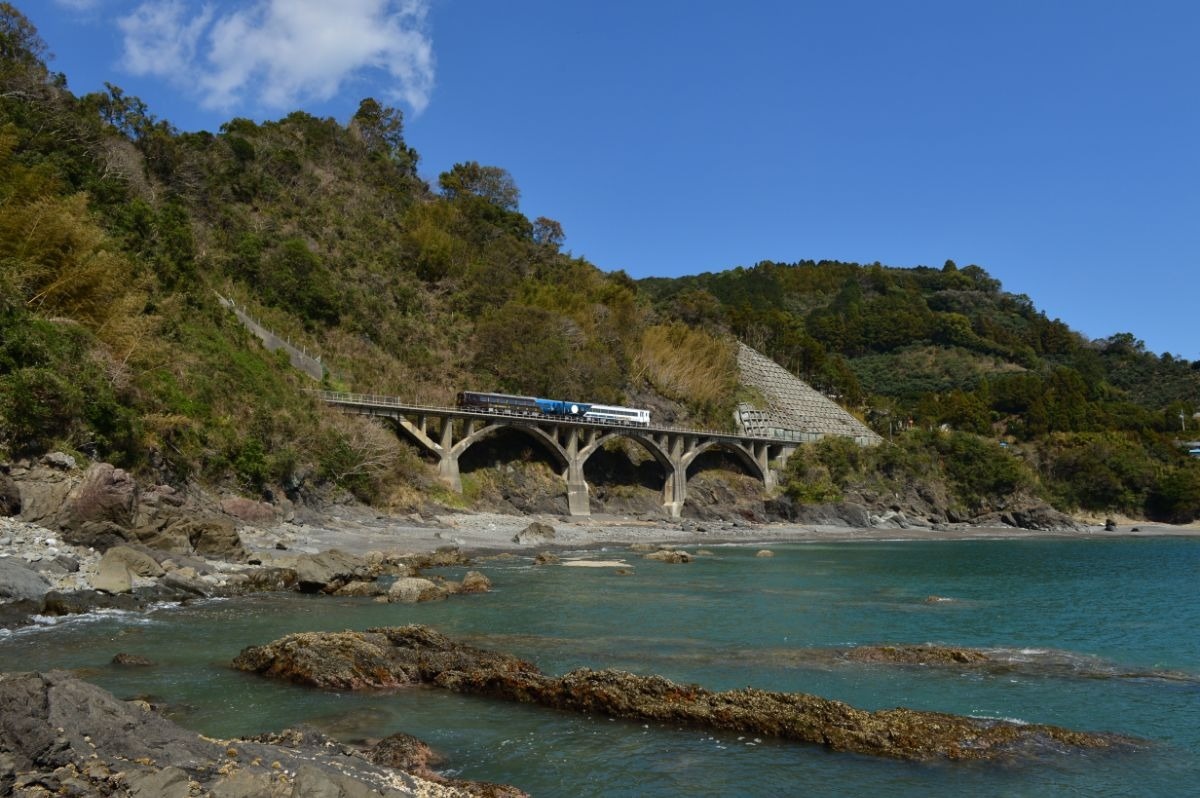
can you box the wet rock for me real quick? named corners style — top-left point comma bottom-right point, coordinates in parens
top-left (234, 626), bottom-right (1134, 763)
top-left (533, 552), bottom-right (559, 566)
top-left (1105, 518), bottom-right (1117, 532)
top-left (112, 653), bottom-right (155, 667)
top-left (756, 549), bottom-right (774, 558)
top-left (365, 732), bottom-right (446, 778)
top-left (459, 571), bottom-right (491, 594)
top-left (39, 589), bottom-right (143, 617)
top-left (233, 626), bottom-right (536, 690)
top-left (403, 547), bottom-right (469, 570)
top-left (333, 579), bottom-right (386, 597)
top-left (844, 645), bottom-right (990, 666)
top-left (160, 571), bottom-right (209, 597)
top-left (387, 577), bottom-right (442, 604)
top-left (233, 566), bottom-right (298, 593)
top-left (643, 549), bottom-right (691, 563)
top-left (512, 521), bottom-right (555, 545)
top-left (0, 559), bottom-right (51, 601)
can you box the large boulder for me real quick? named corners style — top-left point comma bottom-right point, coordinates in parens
top-left (0, 559), bottom-right (51, 601)
top-left (459, 571), bottom-right (492, 594)
top-left (63, 520), bottom-right (130, 550)
top-left (292, 549), bottom-right (366, 593)
top-left (60, 463), bottom-right (139, 532)
top-left (92, 556), bottom-right (132, 594)
top-left (512, 521), bottom-right (555, 545)
top-left (99, 546), bottom-right (164, 578)
top-left (219, 496), bottom-right (277, 524)
top-left (186, 519), bottom-right (245, 560)
top-left (12, 465), bottom-right (78, 524)
top-left (387, 577), bottom-right (443, 603)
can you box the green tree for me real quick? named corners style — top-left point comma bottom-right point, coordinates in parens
top-left (351, 97), bottom-right (417, 172)
top-left (438, 161), bottom-right (520, 210)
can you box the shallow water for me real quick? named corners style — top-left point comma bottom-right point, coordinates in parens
top-left (2, 537), bottom-right (1198, 796)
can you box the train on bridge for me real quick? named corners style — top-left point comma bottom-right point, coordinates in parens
top-left (456, 391), bottom-right (651, 427)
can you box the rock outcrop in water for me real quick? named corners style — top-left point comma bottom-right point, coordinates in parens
top-left (233, 626), bottom-right (1135, 762)
top-left (0, 670), bottom-right (525, 797)
top-left (844, 644), bottom-right (991, 665)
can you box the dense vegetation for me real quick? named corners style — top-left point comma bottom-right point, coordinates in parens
top-left (1, 4), bottom-right (1197, 521)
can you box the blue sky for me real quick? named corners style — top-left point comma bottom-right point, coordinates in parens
top-left (24, 0), bottom-right (1200, 359)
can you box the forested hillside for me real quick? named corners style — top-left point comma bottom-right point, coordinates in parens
top-left (1, 4), bottom-right (1197, 522)
top-left (641, 261), bottom-right (1200, 520)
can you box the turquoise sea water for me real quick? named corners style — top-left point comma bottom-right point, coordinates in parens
top-left (1, 537), bottom-right (1198, 796)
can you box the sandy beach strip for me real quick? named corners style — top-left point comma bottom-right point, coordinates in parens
top-left (237, 511), bottom-right (1200, 559)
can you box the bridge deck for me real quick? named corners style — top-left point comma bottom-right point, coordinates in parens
top-left (311, 390), bottom-right (792, 445)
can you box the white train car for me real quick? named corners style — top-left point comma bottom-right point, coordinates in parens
top-left (583, 404), bottom-right (651, 427)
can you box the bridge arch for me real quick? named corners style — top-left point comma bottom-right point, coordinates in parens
top-left (450, 421), bottom-right (570, 473)
top-left (680, 439), bottom-right (767, 483)
top-left (578, 431), bottom-right (672, 471)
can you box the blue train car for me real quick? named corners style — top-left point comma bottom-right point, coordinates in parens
top-left (457, 391), bottom-right (590, 418)
top-left (456, 391), bottom-right (649, 426)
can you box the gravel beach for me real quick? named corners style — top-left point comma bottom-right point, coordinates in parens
top-left (235, 509), bottom-right (1200, 560)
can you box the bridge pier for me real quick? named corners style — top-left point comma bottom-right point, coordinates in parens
top-left (563, 427), bottom-right (591, 516)
top-left (437, 421), bottom-right (462, 492)
top-left (658, 433), bottom-right (687, 519)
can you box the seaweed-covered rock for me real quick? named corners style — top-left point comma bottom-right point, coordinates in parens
top-left (387, 577), bottom-right (443, 603)
top-left (643, 549), bottom-right (691, 563)
top-left (459, 571), bottom-right (492, 594)
top-left (234, 626), bottom-right (1135, 763)
top-left (843, 645), bottom-right (990, 666)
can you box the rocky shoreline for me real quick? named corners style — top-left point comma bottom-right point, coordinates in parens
top-left (1, 452), bottom-right (1194, 632)
top-left (1, 454), bottom-right (1192, 794)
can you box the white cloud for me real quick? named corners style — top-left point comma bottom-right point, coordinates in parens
top-left (117, 0), bottom-right (435, 115)
top-left (118, 1), bottom-right (212, 79)
top-left (53, 0), bottom-right (104, 9)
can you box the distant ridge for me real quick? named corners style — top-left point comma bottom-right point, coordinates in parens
top-left (736, 343), bottom-right (881, 445)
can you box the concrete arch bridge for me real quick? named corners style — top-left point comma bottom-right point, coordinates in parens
top-left (314, 391), bottom-right (799, 518)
